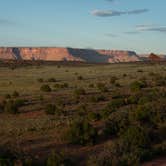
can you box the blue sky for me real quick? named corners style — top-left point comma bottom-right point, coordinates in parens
top-left (0, 0), bottom-right (166, 53)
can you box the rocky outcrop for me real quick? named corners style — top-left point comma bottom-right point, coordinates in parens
top-left (148, 53), bottom-right (162, 61)
top-left (0, 47), bottom-right (141, 63)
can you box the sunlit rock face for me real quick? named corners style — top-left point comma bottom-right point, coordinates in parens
top-left (0, 47), bottom-right (141, 63)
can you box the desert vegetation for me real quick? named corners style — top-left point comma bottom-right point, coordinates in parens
top-left (0, 61), bottom-right (165, 165)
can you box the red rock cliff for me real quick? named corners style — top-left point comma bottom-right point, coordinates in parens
top-left (0, 47), bottom-right (141, 63)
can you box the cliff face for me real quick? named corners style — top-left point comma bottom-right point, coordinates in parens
top-left (0, 47), bottom-right (141, 63)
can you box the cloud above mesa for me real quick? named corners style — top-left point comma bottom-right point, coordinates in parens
top-left (92, 9), bottom-right (149, 17)
top-left (124, 25), bottom-right (166, 35)
top-left (136, 25), bottom-right (166, 33)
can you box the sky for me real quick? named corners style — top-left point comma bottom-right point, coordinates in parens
top-left (0, 0), bottom-right (166, 54)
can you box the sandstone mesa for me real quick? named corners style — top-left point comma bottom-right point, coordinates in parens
top-left (0, 47), bottom-right (141, 63)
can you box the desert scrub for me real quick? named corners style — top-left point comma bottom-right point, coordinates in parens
top-left (66, 119), bottom-right (97, 145)
top-left (40, 84), bottom-right (52, 92)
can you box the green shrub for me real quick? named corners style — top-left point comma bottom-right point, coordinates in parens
top-left (66, 119), bottom-right (97, 145)
top-left (115, 82), bottom-right (121, 87)
top-left (76, 104), bottom-right (87, 116)
top-left (96, 83), bottom-right (108, 92)
top-left (4, 100), bottom-right (18, 114)
top-left (137, 69), bottom-right (144, 73)
top-left (46, 150), bottom-right (72, 166)
top-left (40, 84), bottom-right (52, 92)
top-left (45, 104), bottom-right (60, 115)
top-left (0, 147), bottom-right (15, 166)
top-left (90, 95), bottom-right (106, 103)
top-left (39, 95), bottom-right (44, 102)
top-left (54, 83), bottom-right (69, 89)
top-left (123, 73), bottom-right (127, 77)
top-left (107, 98), bottom-right (125, 109)
top-left (62, 83), bottom-right (69, 88)
top-left (155, 77), bottom-right (166, 86)
top-left (89, 83), bottom-right (94, 88)
top-left (54, 84), bottom-right (61, 89)
top-left (148, 72), bottom-right (156, 77)
top-left (152, 141), bottom-right (166, 158)
top-left (135, 104), bottom-right (155, 125)
top-left (60, 83), bottom-right (69, 88)
top-left (47, 78), bottom-right (57, 82)
top-left (110, 76), bottom-right (118, 85)
top-left (88, 112), bottom-right (101, 121)
top-left (5, 94), bottom-right (11, 99)
top-left (74, 88), bottom-right (86, 97)
top-left (100, 107), bottom-right (114, 119)
top-left (104, 110), bottom-right (129, 137)
top-left (87, 139), bottom-right (141, 166)
top-left (121, 125), bottom-right (151, 149)
top-left (138, 96), bottom-right (152, 105)
top-left (77, 75), bottom-right (83, 80)
top-left (12, 91), bottom-right (19, 97)
top-left (127, 95), bottom-right (138, 104)
top-left (130, 81), bottom-right (146, 91)
top-left (94, 126), bottom-right (151, 165)
top-left (14, 99), bottom-right (26, 107)
top-left (37, 78), bottom-right (44, 83)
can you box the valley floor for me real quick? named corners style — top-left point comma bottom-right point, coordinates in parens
top-left (0, 61), bottom-right (165, 165)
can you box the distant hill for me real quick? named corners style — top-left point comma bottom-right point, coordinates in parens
top-left (149, 53), bottom-right (162, 61)
top-left (139, 53), bottom-right (166, 62)
top-left (0, 47), bottom-right (141, 63)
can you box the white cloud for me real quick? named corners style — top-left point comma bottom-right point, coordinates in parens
top-left (92, 9), bottom-right (149, 17)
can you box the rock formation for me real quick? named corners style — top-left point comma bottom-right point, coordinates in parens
top-left (0, 47), bottom-right (141, 63)
top-left (148, 53), bottom-right (162, 61)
